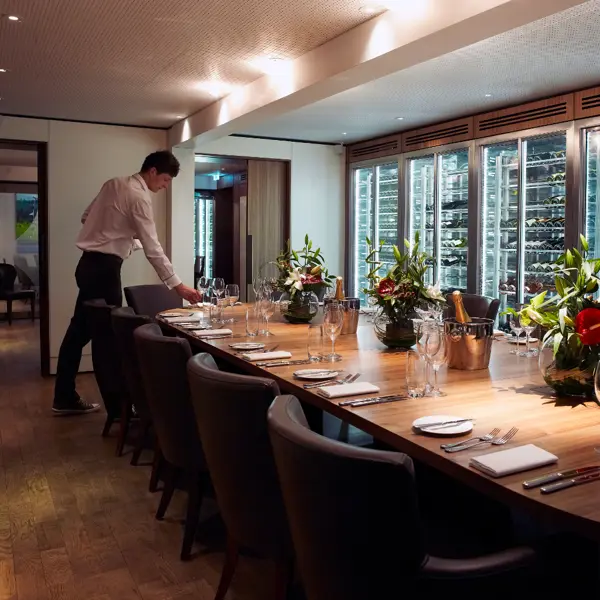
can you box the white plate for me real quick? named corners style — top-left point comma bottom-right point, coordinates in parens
top-left (412, 415), bottom-right (473, 437)
top-left (293, 369), bottom-right (340, 381)
top-left (229, 342), bottom-right (265, 350)
top-left (506, 337), bottom-right (538, 344)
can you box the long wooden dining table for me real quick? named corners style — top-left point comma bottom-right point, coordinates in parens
top-left (160, 305), bottom-right (600, 542)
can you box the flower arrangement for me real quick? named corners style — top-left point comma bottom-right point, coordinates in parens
top-left (274, 235), bottom-right (334, 298)
top-left (364, 232), bottom-right (445, 324)
top-left (507, 235), bottom-right (600, 397)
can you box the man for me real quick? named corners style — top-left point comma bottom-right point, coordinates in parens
top-left (52, 150), bottom-right (200, 415)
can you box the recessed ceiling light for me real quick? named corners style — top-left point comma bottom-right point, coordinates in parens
top-left (396, 117), bottom-right (404, 121)
top-left (196, 81), bottom-right (232, 98)
top-left (269, 56), bottom-right (284, 63)
top-left (359, 5), bottom-right (380, 15)
top-left (342, 132), bottom-right (347, 136)
top-left (7, 15), bottom-right (20, 21)
top-left (485, 93), bottom-right (492, 98)
top-left (176, 115), bottom-right (184, 119)
top-left (0, 68), bottom-right (7, 73)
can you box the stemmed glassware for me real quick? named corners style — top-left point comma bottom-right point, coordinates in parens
top-left (196, 276), bottom-right (209, 307)
top-left (322, 304), bottom-right (344, 362)
top-left (260, 297), bottom-right (276, 336)
top-left (224, 284), bottom-right (239, 323)
top-left (212, 277), bottom-right (225, 302)
top-left (429, 329), bottom-right (447, 396)
top-left (507, 312), bottom-right (523, 355)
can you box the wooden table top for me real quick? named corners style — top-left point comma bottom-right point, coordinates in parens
top-left (161, 305), bottom-right (600, 540)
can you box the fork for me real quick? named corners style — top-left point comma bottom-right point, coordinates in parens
top-left (441, 428), bottom-right (500, 450)
top-left (303, 373), bottom-right (359, 390)
top-left (444, 427), bottom-right (518, 453)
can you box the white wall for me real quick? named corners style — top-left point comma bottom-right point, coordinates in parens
top-left (0, 116), bottom-right (169, 373)
top-left (177, 136), bottom-right (345, 278)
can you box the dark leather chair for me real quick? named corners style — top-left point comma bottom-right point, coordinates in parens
top-left (111, 307), bottom-right (157, 474)
top-left (268, 395), bottom-right (539, 600)
top-left (83, 299), bottom-right (129, 442)
top-left (134, 323), bottom-right (209, 560)
top-left (187, 354), bottom-right (294, 600)
top-left (124, 284), bottom-right (182, 319)
top-left (0, 263), bottom-right (35, 325)
top-left (445, 293), bottom-right (500, 322)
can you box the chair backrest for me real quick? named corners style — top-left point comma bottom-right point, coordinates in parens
top-left (111, 307), bottom-right (152, 421)
top-left (0, 264), bottom-right (17, 293)
top-left (84, 299), bottom-right (127, 418)
top-left (268, 395), bottom-right (425, 600)
top-left (187, 354), bottom-right (292, 558)
top-left (134, 323), bottom-right (204, 471)
top-left (124, 284), bottom-right (182, 318)
top-left (445, 293), bottom-right (500, 322)
top-left (193, 256), bottom-right (205, 289)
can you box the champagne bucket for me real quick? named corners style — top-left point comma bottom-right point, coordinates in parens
top-left (323, 298), bottom-right (360, 335)
top-left (444, 317), bottom-right (494, 371)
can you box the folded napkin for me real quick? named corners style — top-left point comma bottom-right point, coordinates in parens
top-left (192, 329), bottom-right (233, 337)
top-left (470, 444), bottom-right (558, 478)
top-left (318, 382), bottom-right (380, 399)
top-left (242, 351), bottom-right (292, 362)
top-left (163, 314), bottom-right (203, 323)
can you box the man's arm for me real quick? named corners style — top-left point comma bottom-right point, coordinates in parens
top-left (130, 196), bottom-right (200, 302)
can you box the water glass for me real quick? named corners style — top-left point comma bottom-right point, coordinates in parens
top-left (197, 276), bottom-right (209, 307)
top-left (430, 331), bottom-right (447, 396)
top-left (210, 297), bottom-right (223, 324)
top-left (323, 304), bottom-right (344, 362)
top-left (406, 351), bottom-right (426, 398)
top-left (246, 305), bottom-right (260, 337)
top-left (307, 324), bottom-right (324, 362)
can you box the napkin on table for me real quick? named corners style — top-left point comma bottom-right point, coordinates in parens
top-left (469, 444), bottom-right (558, 478)
top-left (162, 314), bottom-right (203, 323)
top-left (318, 382), bottom-right (380, 399)
top-left (192, 329), bottom-right (233, 337)
top-left (241, 351), bottom-right (292, 361)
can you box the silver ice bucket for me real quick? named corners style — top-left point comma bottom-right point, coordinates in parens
top-left (323, 298), bottom-right (360, 335)
top-left (444, 317), bottom-right (494, 371)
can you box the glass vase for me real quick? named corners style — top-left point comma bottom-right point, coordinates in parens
top-left (280, 291), bottom-right (319, 324)
top-left (373, 310), bottom-right (416, 349)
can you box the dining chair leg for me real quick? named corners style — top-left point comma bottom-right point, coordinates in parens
top-left (115, 400), bottom-right (131, 457)
top-left (155, 464), bottom-right (177, 520)
top-left (131, 419), bottom-right (151, 466)
top-left (180, 472), bottom-right (206, 561)
top-left (274, 558), bottom-right (294, 600)
top-left (149, 440), bottom-right (162, 492)
top-left (7, 299), bottom-right (12, 326)
top-left (214, 535), bottom-right (240, 600)
top-left (101, 415), bottom-right (114, 437)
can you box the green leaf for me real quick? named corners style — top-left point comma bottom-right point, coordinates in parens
top-left (553, 331), bottom-right (563, 356)
top-left (580, 235), bottom-right (589, 253)
top-left (565, 249), bottom-right (574, 269)
top-left (404, 239), bottom-right (411, 249)
top-left (393, 245), bottom-right (402, 262)
top-left (304, 234), bottom-right (308, 245)
top-left (530, 291), bottom-right (547, 308)
top-left (365, 236), bottom-right (371, 246)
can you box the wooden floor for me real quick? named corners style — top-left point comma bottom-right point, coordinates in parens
top-left (0, 322), bottom-right (272, 600)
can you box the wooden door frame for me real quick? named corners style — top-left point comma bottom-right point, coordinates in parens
top-left (0, 139), bottom-right (50, 376)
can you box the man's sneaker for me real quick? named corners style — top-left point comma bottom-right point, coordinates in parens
top-left (52, 397), bottom-right (101, 416)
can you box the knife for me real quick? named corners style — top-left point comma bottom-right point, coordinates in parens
top-left (540, 471), bottom-right (600, 494)
top-left (523, 465), bottom-right (600, 489)
top-left (337, 394), bottom-right (407, 407)
top-left (414, 418), bottom-right (475, 430)
top-left (257, 360), bottom-right (311, 367)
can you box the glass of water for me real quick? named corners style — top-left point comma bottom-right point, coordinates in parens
top-left (406, 351), bottom-right (426, 398)
top-left (246, 305), bottom-right (260, 337)
top-left (307, 324), bottom-right (323, 362)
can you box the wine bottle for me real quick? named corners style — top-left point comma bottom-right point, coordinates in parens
top-left (335, 277), bottom-right (345, 301)
top-left (452, 290), bottom-right (471, 323)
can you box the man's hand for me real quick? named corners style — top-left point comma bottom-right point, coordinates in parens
top-left (174, 283), bottom-right (201, 304)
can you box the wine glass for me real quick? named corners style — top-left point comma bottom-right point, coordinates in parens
top-left (323, 304), bottom-right (344, 362)
top-left (507, 313), bottom-right (523, 355)
top-left (225, 284), bottom-right (240, 323)
top-left (212, 278), bottom-right (225, 303)
top-left (260, 297), bottom-right (276, 336)
top-left (423, 322), bottom-right (442, 396)
top-left (429, 327), bottom-right (447, 396)
top-left (252, 276), bottom-right (264, 301)
top-left (197, 276), bottom-right (209, 307)
top-left (521, 321), bottom-right (537, 358)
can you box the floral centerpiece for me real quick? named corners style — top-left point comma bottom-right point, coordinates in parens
top-left (364, 233), bottom-right (445, 348)
top-left (507, 236), bottom-right (600, 398)
top-left (274, 235), bottom-right (335, 323)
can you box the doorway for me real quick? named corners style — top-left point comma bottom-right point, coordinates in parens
top-left (194, 154), bottom-right (290, 302)
top-left (0, 140), bottom-right (49, 376)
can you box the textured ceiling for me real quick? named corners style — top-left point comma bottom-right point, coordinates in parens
top-left (241, 0), bottom-right (600, 143)
top-left (0, 0), bottom-right (379, 128)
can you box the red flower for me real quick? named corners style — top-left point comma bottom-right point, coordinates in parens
top-left (301, 274), bottom-right (322, 285)
top-left (377, 278), bottom-right (395, 297)
top-left (575, 308), bottom-right (600, 345)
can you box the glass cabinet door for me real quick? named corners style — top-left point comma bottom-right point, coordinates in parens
top-left (438, 149), bottom-right (469, 292)
top-left (352, 163), bottom-right (399, 305)
top-left (584, 127), bottom-right (600, 256)
top-left (194, 191), bottom-right (215, 279)
top-left (522, 133), bottom-right (566, 301)
top-left (481, 142), bottom-right (519, 320)
top-left (408, 156), bottom-right (435, 285)
top-left (353, 167), bottom-right (374, 305)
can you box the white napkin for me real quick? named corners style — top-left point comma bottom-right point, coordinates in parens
top-left (241, 351), bottom-right (292, 361)
top-left (318, 382), bottom-right (380, 399)
top-left (162, 313), bottom-right (203, 323)
top-left (470, 444), bottom-right (558, 478)
top-left (192, 329), bottom-right (233, 337)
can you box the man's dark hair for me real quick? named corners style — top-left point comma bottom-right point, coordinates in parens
top-left (141, 150), bottom-right (180, 177)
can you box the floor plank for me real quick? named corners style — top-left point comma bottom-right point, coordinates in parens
top-left (0, 322), bottom-right (270, 600)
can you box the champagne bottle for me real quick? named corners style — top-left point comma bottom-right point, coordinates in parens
top-left (334, 277), bottom-right (345, 301)
top-left (452, 290), bottom-right (471, 323)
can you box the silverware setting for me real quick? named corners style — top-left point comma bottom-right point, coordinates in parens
top-left (303, 372), bottom-right (361, 390)
top-left (235, 344), bottom-right (280, 355)
top-left (258, 359), bottom-right (312, 367)
top-left (444, 427), bottom-right (519, 453)
top-left (415, 418), bottom-right (475, 431)
top-left (338, 394), bottom-right (407, 407)
top-left (441, 428), bottom-right (500, 450)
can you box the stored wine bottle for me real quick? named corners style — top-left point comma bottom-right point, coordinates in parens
top-left (452, 290), bottom-right (471, 323)
top-left (334, 277), bottom-right (345, 301)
